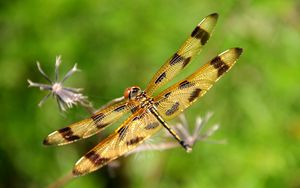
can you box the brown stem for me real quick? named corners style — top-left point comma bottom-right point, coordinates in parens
top-left (47, 171), bottom-right (74, 188)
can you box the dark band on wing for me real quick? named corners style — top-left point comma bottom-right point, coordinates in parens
top-left (165, 102), bottom-right (180, 116)
top-left (43, 138), bottom-right (50, 145)
top-left (91, 112), bottom-right (105, 122)
top-left (210, 56), bottom-right (230, 77)
top-left (164, 92), bottom-right (172, 98)
top-left (182, 57), bottom-right (191, 68)
top-left (96, 122), bottom-right (110, 129)
top-left (113, 105), bottom-right (126, 112)
top-left (218, 65), bottom-right (230, 76)
top-left (132, 112), bottom-right (146, 122)
top-left (191, 26), bottom-right (210, 45)
top-left (170, 53), bottom-right (184, 65)
top-left (85, 151), bottom-right (110, 166)
top-left (154, 91), bottom-right (172, 106)
top-left (169, 53), bottom-right (191, 68)
top-left (117, 126), bottom-right (128, 141)
top-left (188, 88), bottom-right (201, 102)
top-left (91, 113), bottom-right (108, 128)
top-left (126, 137), bottom-right (144, 146)
top-left (155, 72), bottom-right (166, 84)
top-left (58, 127), bottom-right (80, 141)
top-left (179, 80), bottom-right (195, 89)
top-left (145, 122), bottom-right (160, 130)
top-left (132, 116), bottom-right (140, 121)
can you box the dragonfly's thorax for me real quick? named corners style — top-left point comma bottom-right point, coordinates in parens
top-left (124, 86), bottom-right (154, 108)
top-left (137, 91), bottom-right (154, 108)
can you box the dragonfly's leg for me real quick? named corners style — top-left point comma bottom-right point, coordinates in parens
top-left (149, 108), bottom-right (192, 152)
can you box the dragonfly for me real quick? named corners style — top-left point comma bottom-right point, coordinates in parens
top-left (43, 13), bottom-right (243, 176)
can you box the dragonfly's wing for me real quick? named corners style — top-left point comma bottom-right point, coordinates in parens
top-left (145, 13), bottom-right (218, 95)
top-left (73, 108), bottom-right (162, 176)
top-left (154, 48), bottom-right (243, 120)
top-left (43, 99), bottom-right (136, 146)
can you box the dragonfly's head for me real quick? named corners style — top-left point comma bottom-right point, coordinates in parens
top-left (124, 86), bottom-right (142, 100)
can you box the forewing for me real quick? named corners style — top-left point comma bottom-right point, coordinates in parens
top-left (73, 108), bottom-right (162, 176)
top-left (154, 48), bottom-right (243, 120)
top-left (145, 13), bottom-right (218, 95)
top-left (43, 100), bottom-right (136, 146)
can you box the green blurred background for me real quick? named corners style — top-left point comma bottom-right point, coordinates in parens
top-left (1, 0), bottom-right (300, 187)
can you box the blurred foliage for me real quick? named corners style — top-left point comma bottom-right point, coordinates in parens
top-left (0, 0), bottom-right (300, 187)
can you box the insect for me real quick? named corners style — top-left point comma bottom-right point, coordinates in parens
top-left (43, 13), bottom-right (243, 176)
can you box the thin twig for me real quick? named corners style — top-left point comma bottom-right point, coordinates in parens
top-left (47, 171), bottom-right (74, 188)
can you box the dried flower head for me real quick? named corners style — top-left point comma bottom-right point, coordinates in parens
top-left (28, 56), bottom-right (92, 111)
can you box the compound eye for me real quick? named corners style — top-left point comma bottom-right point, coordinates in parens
top-left (123, 86), bottom-right (141, 100)
top-left (130, 86), bottom-right (141, 97)
top-left (123, 87), bottom-right (132, 99)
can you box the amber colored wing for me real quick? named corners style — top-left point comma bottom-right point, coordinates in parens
top-left (73, 108), bottom-right (162, 176)
top-left (43, 99), bottom-right (136, 146)
top-left (145, 13), bottom-right (218, 95)
top-left (154, 48), bottom-right (243, 120)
